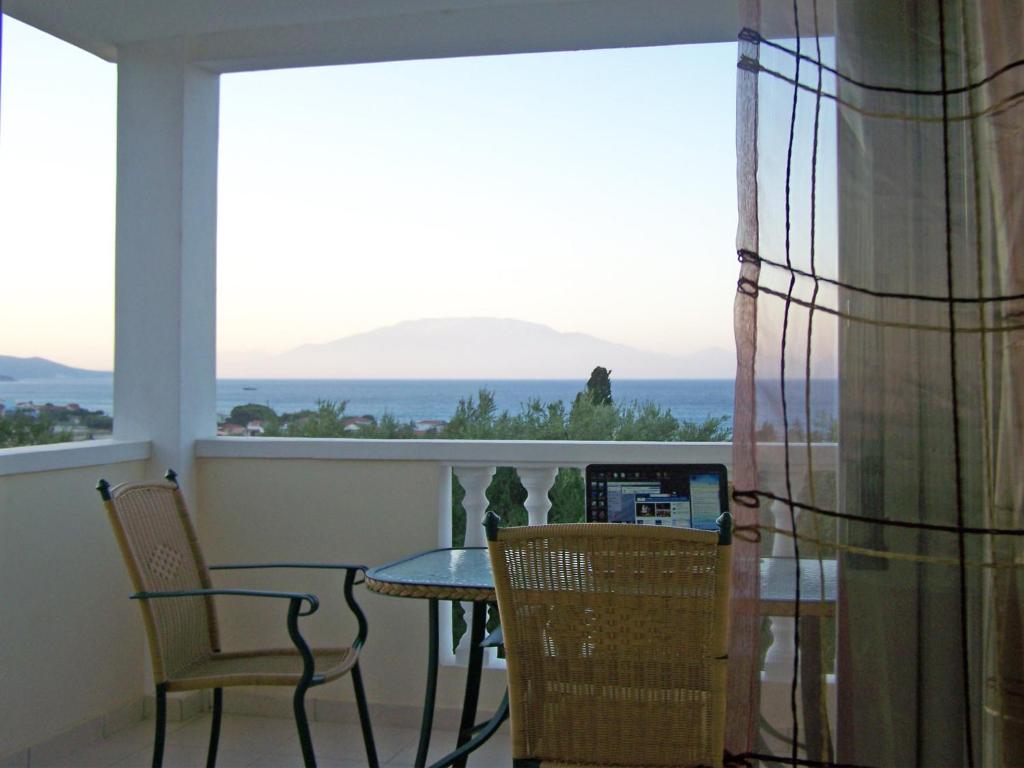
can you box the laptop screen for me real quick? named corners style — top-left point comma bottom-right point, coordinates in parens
top-left (585, 463), bottom-right (729, 531)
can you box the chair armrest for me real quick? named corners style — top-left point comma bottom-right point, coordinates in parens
top-left (208, 564), bottom-right (371, 650)
top-left (131, 588), bottom-right (319, 615)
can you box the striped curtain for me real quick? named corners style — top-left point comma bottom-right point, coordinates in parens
top-left (731, 2), bottom-right (1024, 765)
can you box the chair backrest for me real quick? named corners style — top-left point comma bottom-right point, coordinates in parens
top-left (98, 475), bottom-right (219, 683)
top-left (487, 519), bottom-right (732, 768)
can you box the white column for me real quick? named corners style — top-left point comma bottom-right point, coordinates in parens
top-left (519, 466), bottom-right (559, 526)
top-left (453, 466), bottom-right (496, 547)
top-left (112, 39), bottom-right (219, 505)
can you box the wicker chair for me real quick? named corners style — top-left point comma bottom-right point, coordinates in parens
top-left (97, 471), bottom-right (378, 768)
top-left (485, 513), bottom-right (732, 768)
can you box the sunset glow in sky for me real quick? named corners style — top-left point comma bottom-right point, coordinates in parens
top-left (1, 16), bottom-right (739, 375)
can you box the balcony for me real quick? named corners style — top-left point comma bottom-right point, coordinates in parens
top-left (0, 0), bottom-right (858, 764)
top-left (0, 436), bottom-right (836, 765)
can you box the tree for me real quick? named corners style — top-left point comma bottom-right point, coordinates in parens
top-left (268, 400), bottom-right (347, 437)
top-left (584, 366), bottom-right (613, 406)
top-left (81, 412), bottom-right (113, 430)
top-left (444, 390), bottom-right (499, 439)
top-left (676, 415), bottom-right (732, 442)
top-left (567, 394), bottom-right (617, 440)
top-left (361, 412), bottom-right (416, 439)
top-left (227, 403), bottom-right (278, 428)
top-left (616, 400), bottom-right (680, 441)
top-left (0, 414), bottom-right (70, 448)
top-left (511, 399), bottom-right (568, 440)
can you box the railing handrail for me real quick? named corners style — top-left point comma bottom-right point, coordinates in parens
top-left (196, 436), bottom-right (838, 467)
top-left (0, 439), bottom-right (151, 477)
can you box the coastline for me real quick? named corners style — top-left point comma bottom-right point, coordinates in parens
top-left (0, 377), bottom-right (839, 432)
top-left (0, 377), bottom-right (744, 424)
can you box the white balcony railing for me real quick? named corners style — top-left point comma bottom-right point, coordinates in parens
top-left (195, 436), bottom-right (838, 753)
top-left (442, 442), bottom-right (838, 695)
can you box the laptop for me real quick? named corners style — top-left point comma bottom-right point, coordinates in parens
top-left (585, 463), bottom-right (729, 531)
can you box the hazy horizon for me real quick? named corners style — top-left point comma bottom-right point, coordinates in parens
top-left (2, 315), bottom-right (739, 379)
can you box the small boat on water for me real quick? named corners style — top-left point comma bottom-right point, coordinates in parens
top-left (243, 386), bottom-right (257, 391)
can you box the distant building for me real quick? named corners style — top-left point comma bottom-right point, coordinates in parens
top-left (414, 419), bottom-right (446, 436)
top-left (217, 423), bottom-right (248, 437)
top-left (246, 420), bottom-right (265, 436)
top-left (341, 416), bottom-right (375, 432)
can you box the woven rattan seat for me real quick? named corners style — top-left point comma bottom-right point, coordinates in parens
top-left (167, 646), bottom-right (356, 691)
top-left (97, 471), bottom-right (378, 768)
top-left (486, 517), bottom-right (732, 768)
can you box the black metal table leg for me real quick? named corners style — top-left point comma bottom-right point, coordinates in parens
top-left (453, 602), bottom-right (487, 768)
top-left (428, 691), bottom-right (509, 768)
top-left (415, 599), bottom-right (441, 768)
top-left (800, 614), bottom-right (832, 763)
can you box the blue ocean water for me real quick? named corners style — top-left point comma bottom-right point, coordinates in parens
top-left (0, 377), bottom-right (739, 425)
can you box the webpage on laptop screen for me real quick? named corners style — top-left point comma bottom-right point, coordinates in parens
top-left (587, 465), bottom-right (725, 531)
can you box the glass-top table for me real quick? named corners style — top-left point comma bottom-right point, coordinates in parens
top-left (366, 548), bottom-right (501, 768)
top-left (367, 547), bottom-right (837, 612)
top-left (366, 547), bottom-right (493, 601)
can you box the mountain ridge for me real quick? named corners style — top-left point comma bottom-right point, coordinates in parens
top-left (0, 355), bottom-right (110, 381)
top-left (261, 317), bottom-right (735, 379)
top-left (6, 320), bottom-right (742, 380)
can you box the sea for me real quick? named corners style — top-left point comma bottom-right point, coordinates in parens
top-left (0, 377), bottom-right (742, 425)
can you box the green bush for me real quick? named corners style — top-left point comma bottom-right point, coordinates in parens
top-left (0, 414), bottom-right (70, 448)
top-left (227, 402), bottom-right (279, 428)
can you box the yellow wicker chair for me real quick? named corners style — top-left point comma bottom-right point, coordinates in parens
top-left (97, 470), bottom-right (378, 768)
top-left (485, 513), bottom-right (732, 768)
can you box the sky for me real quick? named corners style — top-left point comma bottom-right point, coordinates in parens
top-left (0, 16), bottom-right (740, 375)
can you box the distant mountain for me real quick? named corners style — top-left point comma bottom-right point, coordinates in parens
top-left (0, 355), bottom-right (110, 381)
top-left (261, 318), bottom-right (735, 379)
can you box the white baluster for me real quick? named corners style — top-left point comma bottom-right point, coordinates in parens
top-left (453, 465), bottom-right (496, 548)
top-left (519, 466), bottom-right (559, 526)
top-left (760, 465), bottom-right (809, 757)
top-left (771, 491), bottom-right (798, 559)
top-left (437, 463), bottom-right (453, 548)
top-left (763, 489), bottom-right (800, 681)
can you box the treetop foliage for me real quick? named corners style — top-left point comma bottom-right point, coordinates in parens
top-left (227, 403), bottom-right (279, 427)
top-left (252, 369), bottom-right (733, 444)
top-left (584, 366), bottom-right (613, 406)
top-left (0, 413), bottom-right (69, 449)
top-left (442, 384), bottom-right (730, 443)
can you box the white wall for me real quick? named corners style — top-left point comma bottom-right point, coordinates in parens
top-left (0, 461), bottom-right (148, 757)
top-left (197, 457), bottom-right (507, 719)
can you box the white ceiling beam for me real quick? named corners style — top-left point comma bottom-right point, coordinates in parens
top-left (4, 1), bottom-right (753, 70)
top-left (188, 1), bottom-right (744, 73)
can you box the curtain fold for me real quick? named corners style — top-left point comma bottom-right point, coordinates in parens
top-left (732, 1), bottom-right (1024, 765)
top-left (727, 6), bottom-right (764, 754)
top-left (968, 3), bottom-right (1024, 764)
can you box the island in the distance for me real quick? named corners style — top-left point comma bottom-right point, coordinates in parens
top-left (0, 355), bottom-right (110, 381)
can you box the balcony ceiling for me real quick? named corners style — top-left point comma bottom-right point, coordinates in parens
top-left (4, 0), bottom-right (747, 72)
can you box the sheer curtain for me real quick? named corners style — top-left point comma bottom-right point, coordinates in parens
top-left (731, 1), bottom-right (1024, 765)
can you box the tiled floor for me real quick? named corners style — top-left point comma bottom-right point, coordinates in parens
top-left (42, 714), bottom-right (511, 768)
